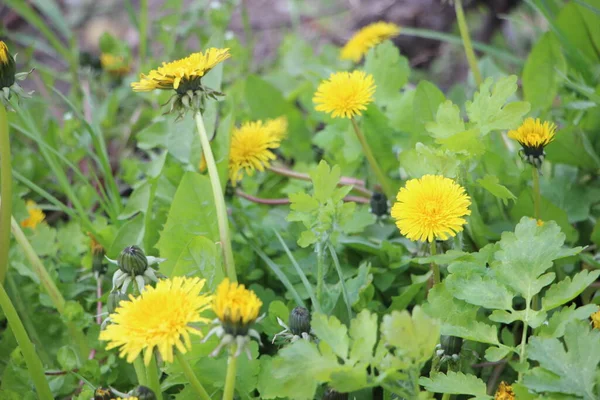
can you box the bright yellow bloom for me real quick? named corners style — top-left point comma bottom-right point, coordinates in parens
top-left (229, 120), bottom-right (282, 186)
top-left (536, 219), bottom-right (544, 227)
top-left (340, 22), bottom-right (401, 62)
top-left (313, 71), bottom-right (375, 119)
top-left (214, 278), bottom-right (262, 330)
top-left (591, 310), bottom-right (600, 329)
top-left (0, 40), bottom-right (16, 90)
top-left (21, 200), bottom-right (45, 229)
top-left (508, 118), bottom-right (556, 153)
top-left (494, 382), bottom-right (514, 400)
top-left (131, 48), bottom-right (230, 92)
top-left (0, 41), bottom-right (9, 65)
top-left (100, 53), bottom-right (131, 76)
top-left (100, 277), bottom-right (212, 365)
top-left (391, 175), bottom-right (471, 242)
top-left (264, 116), bottom-right (288, 140)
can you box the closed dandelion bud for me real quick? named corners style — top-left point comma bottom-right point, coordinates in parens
top-left (118, 245), bottom-right (148, 275)
top-left (107, 291), bottom-right (129, 314)
top-left (323, 388), bottom-right (348, 400)
top-left (289, 306), bottom-right (311, 336)
top-left (440, 335), bottom-right (463, 356)
top-left (130, 385), bottom-right (157, 400)
top-left (90, 234), bottom-right (106, 275)
top-left (0, 41), bottom-right (16, 89)
top-left (370, 192), bottom-right (388, 217)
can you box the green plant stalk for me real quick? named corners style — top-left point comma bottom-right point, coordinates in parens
top-left (454, 0), bottom-right (483, 86)
top-left (0, 283), bottom-right (53, 399)
top-left (442, 394), bottom-right (451, 400)
top-left (139, 0), bottom-right (149, 62)
top-left (532, 167), bottom-right (541, 220)
top-left (316, 241), bottom-right (325, 307)
top-left (133, 357), bottom-right (147, 386)
top-left (328, 243), bottom-right (352, 321)
top-left (175, 352), bottom-right (211, 400)
top-left (144, 178), bottom-right (158, 254)
top-left (0, 104), bottom-right (12, 284)
top-left (223, 353), bottom-right (238, 400)
top-left (194, 111), bottom-right (237, 282)
top-left (240, 0), bottom-right (254, 73)
top-left (10, 217), bottom-right (89, 357)
top-left (146, 355), bottom-right (163, 400)
top-left (350, 118), bottom-right (394, 199)
top-left (518, 300), bottom-right (530, 383)
top-left (429, 240), bottom-right (440, 285)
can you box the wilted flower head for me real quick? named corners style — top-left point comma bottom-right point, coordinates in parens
top-left (340, 21), bottom-right (401, 62)
top-left (273, 306), bottom-right (312, 343)
top-left (391, 175), bottom-right (471, 242)
top-left (229, 120), bottom-right (282, 186)
top-left (20, 200), bottom-right (45, 229)
top-left (508, 118), bottom-right (557, 168)
top-left (100, 277), bottom-right (212, 365)
top-left (494, 382), bottom-right (515, 400)
top-left (313, 71), bottom-right (375, 119)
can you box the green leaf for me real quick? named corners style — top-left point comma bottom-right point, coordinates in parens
top-left (545, 127), bottom-right (600, 171)
top-left (542, 270), bottom-right (600, 311)
top-left (399, 143), bottom-right (460, 178)
top-left (524, 321), bottom-right (600, 399)
top-left (413, 81), bottom-right (446, 133)
top-left (538, 304), bottom-right (599, 339)
top-left (466, 75), bottom-right (530, 135)
top-left (311, 314), bottom-right (349, 359)
top-left (436, 129), bottom-right (485, 157)
top-left (364, 40), bottom-right (410, 106)
top-left (445, 273), bottom-right (514, 310)
top-left (477, 175), bottom-right (516, 205)
top-left (485, 346), bottom-right (512, 362)
top-left (309, 161), bottom-right (341, 203)
top-left (107, 213), bottom-right (144, 257)
top-left (380, 306), bottom-right (440, 364)
top-left (425, 100), bottom-right (465, 139)
top-left (419, 372), bottom-right (491, 399)
top-left (522, 32), bottom-right (567, 110)
top-left (167, 236), bottom-right (224, 290)
top-left (349, 310), bottom-right (378, 363)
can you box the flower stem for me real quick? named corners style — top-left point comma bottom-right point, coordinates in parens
top-left (144, 177), bottom-right (158, 253)
top-left (146, 354), bottom-right (163, 400)
top-left (0, 103), bottom-right (12, 284)
top-left (269, 165), bottom-right (372, 197)
top-left (518, 301), bottom-right (530, 383)
top-left (532, 167), bottom-right (541, 220)
top-left (176, 352), bottom-right (211, 400)
top-left (350, 118), bottom-right (394, 199)
top-left (316, 241), bottom-right (325, 307)
top-left (223, 353), bottom-right (238, 400)
top-left (194, 111), bottom-right (237, 282)
top-left (454, 0), bottom-right (483, 86)
top-left (133, 357), bottom-right (147, 386)
top-left (430, 240), bottom-right (440, 285)
top-left (0, 283), bottom-right (53, 399)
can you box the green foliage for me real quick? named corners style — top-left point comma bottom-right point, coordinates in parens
top-left (419, 371), bottom-right (491, 399)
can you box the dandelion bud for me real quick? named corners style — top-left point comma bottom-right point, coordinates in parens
top-left (94, 387), bottom-right (112, 400)
top-left (0, 41), bottom-right (16, 90)
top-left (118, 245), bottom-right (148, 275)
top-left (369, 192), bottom-right (388, 217)
top-left (440, 335), bottom-right (463, 356)
top-left (107, 291), bottom-right (129, 314)
top-left (130, 385), bottom-right (157, 400)
top-left (90, 234), bottom-right (107, 275)
top-left (323, 388), bottom-right (348, 400)
top-left (289, 306), bottom-right (311, 336)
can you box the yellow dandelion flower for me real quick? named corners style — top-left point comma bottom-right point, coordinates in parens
top-left (391, 175), bottom-right (471, 242)
top-left (0, 41), bottom-right (10, 65)
top-left (536, 219), bottom-right (544, 227)
top-left (313, 71), bottom-right (375, 119)
top-left (131, 48), bottom-right (230, 92)
top-left (340, 22), bottom-right (401, 62)
top-left (508, 118), bottom-right (557, 168)
top-left (99, 277), bottom-right (212, 365)
top-left (264, 116), bottom-right (288, 140)
top-left (494, 382), bottom-right (515, 400)
top-left (591, 310), bottom-right (600, 329)
top-left (100, 53), bottom-right (131, 77)
top-left (21, 200), bottom-right (45, 229)
top-left (214, 278), bottom-right (262, 331)
top-left (229, 120), bottom-right (281, 186)
top-left (0, 41), bottom-right (16, 90)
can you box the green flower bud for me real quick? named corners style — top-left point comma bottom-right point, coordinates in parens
top-left (440, 335), bottom-right (463, 356)
top-left (289, 306), bottom-right (311, 336)
top-left (107, 290), bottom-right (129, 314)
top-left (369, 192), bottom-right (388, 217)
top-left (94, 387), bottom-right (112, 400)
top-left (323, 388), bottom-right (348, 400)
top-left (118, 245), bottom-right (148, 275)
top-left (130, 385), bottom-right (157, 400)
top-left (0, 41), bottom-right (16, 90)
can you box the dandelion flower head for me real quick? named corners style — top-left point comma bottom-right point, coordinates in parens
top-left (340, 22), bottom-right (401, 62)
top-left (591, 310), bottom-right (600, 330)
top-left (313, 71), bottom-right (375, 119)
top-left (508, 118), bottom-right (556, 154)
top-left (0, 40), bottom-right (16, 89)
top-left (99, 276), bottom-right (212, 365)
top-left (494, 382), bottom-right (515, 400)
top-left (100, 53), bottom-right (131, 76)
top-left (21, 200), bottom-right (45, 229)
top-left (264, 116), bottom-right (288, 140)
top-left (391, 175), bottom-right (471, 242)
top-left (229, 120), bottom-right (282, 186)
top-left (0, 41), bottom-right (10, 65)
top-left (214, 278), bottom-right (262, 334)
top-left (131, 48), bottom-right (230, 92)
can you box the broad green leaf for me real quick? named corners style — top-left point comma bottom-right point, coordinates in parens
top-left (522, 32), bottom-right (566, 110)
top-left (167, 236), bottom-right (224, 290)
top-left (389, 271), bottom-right (432, 312)
top-left (107, 213), bottom-right (144, 257)
top-left (118, 181), bottom-right (150, 220)
top-left (413, 81), bottom-right (445, 133)
top-left (477, 175), bottom-right (516, 205)
top-left (436, 129), bottom-right (485, 157)
top-left (466, 75), bottom-right (530, 135)
top-left (538, 304), bottom-right (599, 339)
top-left (364, 40), bottom-right (410, 106)
top-left (399, 143), bottom-right (460, 178)
top-left (542, 270), bottom-right (600, 311)
top-left (425, 100), bottom-right (465, 139)
top-left (419, 372), bottom-right (491, 399)
top-left (380, 306), bottom-right (440, 364)
top-left (362, 105), bottom-right (399, 174)
top-left (545, 127), bottom-right (600, 171)
top-left (445, 274), bottom-right (514, 310)
top-left (311, 314), bottom-right (349, 359)
top-left (349, 310), bottom-right (378, 363)
top-left (309, 161), bottom-right (341, 203)
top-left (524, 321), bottom-right (600, 399)
top-left (485, 346), bottom-right (512, 362)
top-left (329, 365), bottom-right (370, 393)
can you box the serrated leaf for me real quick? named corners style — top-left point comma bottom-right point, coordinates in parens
top-left (425, 100), bottom-right (464, 139)
top-left (446, 273), bottom-right (514, 310)
top-left (485, 346), bottom-right (512, 362)
top-left (477, 175), bottom-right (517, 205)
top-left (466, 75), bottom-right (530, 135)
top-left (413, 81), bottom-right (446, 133)
top-left (419, 372), bottom-right (491, 398)
top-left (542, 270), bottom-right (600, 311)
top-left (312, 314), bottom-right (349, 359)
top-left (538, 304), bottom-right (599, 339)
top-left (364, 40), bottom-right (410, 106)
top-left (349, 310), bottom-right (378, 363)
top-left (436, 129), bottom-right (486, 157)
top-left (309, 161), bottom-right (341, 203)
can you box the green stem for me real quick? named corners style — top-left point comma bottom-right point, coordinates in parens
top-left (0, 103), bottom-right (12, 284)
top-left (146, 354), bottom-right (163, 400)
top-left (240, 0), bottom-right (254, 73)
top-left (442, 394), bottom-right (451, 400)
top-left (454, 0), bottom-right (483, 86)
top-left (194, 111), bottom-right (237, 282)
top-left (518, 301), bottom-right (530, 383)
top-left (133, 357), bottom-right (147, 386)
top-left (532, 167), bottom-right (541, 220)
top-left (144, 177), bottom-right (158, 254)
top-left (175, 352), bottom-right (211, 400)
top-left (328, 243), bottom-right (352, 322)
top-left (316, 241), bottom-right (325, 307)
top-left (429, 240), bottom-right (440, 285)
top-left (139, 0), bottom-right (149, 62)
top-left (222, 353), bottom-right (238, 400)
top-left (10, 217), bottom-right (89, 358)
top-left (350, 118), bottom-right (394, 199)
top-left (0, 283), bottom-right (53, 399)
